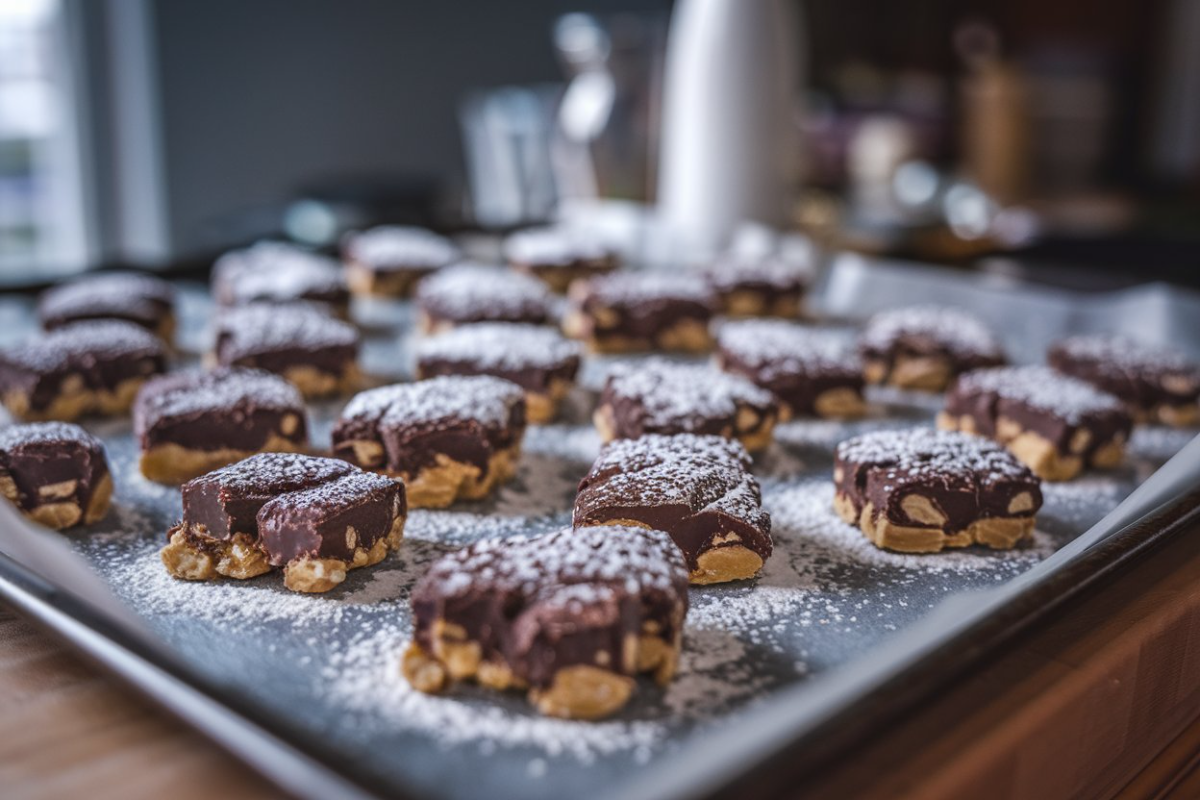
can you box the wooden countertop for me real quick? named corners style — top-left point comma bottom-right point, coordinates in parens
top-left (4, 518), bottom-right (1200, 800)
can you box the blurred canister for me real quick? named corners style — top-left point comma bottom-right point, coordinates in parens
top-left (656, 0), bottom-right (801, 259)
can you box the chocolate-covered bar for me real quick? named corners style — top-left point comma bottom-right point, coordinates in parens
top-left (134, 368), bottom-right (309, 484)
top-left (38, 272), bottom-right (176, 341)
top-left (938, 365), bottom-right (1133, 481)
top-left (213, 302), bottom-right (361, 398)
top-left (833, 428), bottom-right (1043, 552)
top-left (705, 255), bottom-right (810, 318)
top-left (161, 452), bottom-right (405, 593)
top-left (0, 422), bottom-right (112, 529)
top-left (212, 242), bottom-right (349, 316)
top-left (1048, 335), bottom-right (1200, 427)
top-left (331, 375), bottom-right (526, 508)
top-left (595, 359), bottom-right (779, 452)
top-left (563, 272), bottom-right (716, 354)
top-left (575, 433), bottom-right (772, 583)
top-left (859, 306), bottom-right (1005, 391)
top-left (415, 323), bottom-right (582, 424)
top-left (0, 320), bottom-right (167, 421)
top-left (504, 226), bottom-right (619, 293)
top-left (717, 320), bottom-right (865, 419)
top-left (415, 262), bottom-right (552, 333)
top-left (342, 225), bottom-right (461, 297)
top-left (402, 524), bottom-right (688, 719)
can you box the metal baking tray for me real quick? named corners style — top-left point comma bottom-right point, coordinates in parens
top-left (1, 254), bottom-right (1198, 800)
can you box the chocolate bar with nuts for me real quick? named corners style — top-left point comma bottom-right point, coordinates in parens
top-left (161, 452), bottom-right (405, 593)
top-left (1048, 335), bottom-right (1200, 427)
top-left (575, 434), bottom-right (772, 584)
top-left (38, 272), bottom-right (176, 341)
top-left (0, 320), bottom-right (167, 421)
top-left (134, 367), bottom-right (309, 484)
top-left (717, 320), bottom-right (866, 419)
top-left (0, 422), bottom-right (112, 530)
top-left (402, 524), bottom-right (689, 720)
top-left (705, 255), bottom-right (810, 318)
top-left (504, 226), bottom-right (619, 293)
top-left (415, 262), bottom-right (552, 333)
top-left (415, 323), bottom-right (582, 424)
top-left (595, 359), bottom-right (779, 452)
top-left (212, 242), bottom-right (349, 316)
top-left (213, 302), bottom-right (361, 398)
top-left (331, 375), bottom-right (526, 508)
top-left (834, 428), bottom-right (1043, 553)
top-left (562, 272), bottom-right (716, 354)
top-left (859, 306), bottom-right (1006, 392)
top-left (938, 365), bottom-right (1133, 481)
top-left (342, 225), bottom-right (461, 298)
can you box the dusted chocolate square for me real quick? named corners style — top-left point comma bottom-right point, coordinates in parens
top-left (0, 422), bottom-right (112, 530)
top-left (212, 302), bottom-right (361, 398)
top-left (938, 365), bottom-right (1133, 481)
top-left (859, 306), bottom-right (1006, 392)
top-left (331, 375), bottom-right (526, 508)
top-left (574, 434), bottom-right (772, 584)
top-left (833, 428), bottom-right (1043, 552)
top-left (38, 272), bottom-right (176, 341)
top-left (1048, 335), bottom-right (1200, 428)
top-left (342, 225), bottom-right (461, 298)
top-left (0, 320), bottom-right (167, 421)
top-left (134, 367), bottom-right (309, 484)
top-left (402, 525), bottom-right (689, 720)
top-left (415, 262), bottom-right (553, 333)
top-left (563, 272), bottom-right (716, 354)
top-left (595, 359), bottom-right (779, 452)
top-left (705, 255), bottom-right (810, 318)
top-left (212, 242), bottom-right (349, 315)
top-left (161, 452), bottom-right (405, 593)
top-left (504, 226), bottom-right (620, 293)
top-left (717, 320), bottom-right (865, 419)
top-left (415, 323), bottom-right (582, 424)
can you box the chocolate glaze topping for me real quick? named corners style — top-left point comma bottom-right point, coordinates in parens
top-left (343, 226), bottom-right (460, 273)
top-left (717, 320), bottom-right (862, 414)
top-left (1048, 335), bottom-right (1200, 412)
top-left (860, 305), bottom-right (1006, 372)
top-left (568, 272), bottom-right (715, 342)
top-left (134, 367), bottom-right (307, 453)
top-left (332, 376), bottom-right (526, 477)
top-left (574, 434), bottom-right (772, 570)
top-left (834, 428), bottom-right (1042, 533)
top-left (411, 525), bottom-right (688, 688)
top-left (212, 242), bottom-right (349, 308)
top-left (0, 422), bottom-right (109, 517)
top-left (504, 226), bottom-right (619, 271)
top-left (38, 272), bottom-right (174, 333)
top-left (0, 321), bottom-right (167, 412)
top-left (214, 303), bottom-right (360, 377)
top-left (416, 262), bottom-right (552, 326)
top-left (415, 323), bottom-right (582, 393)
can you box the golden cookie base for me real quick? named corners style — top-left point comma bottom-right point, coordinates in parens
top-left (139, 434), bottom-right (308, 484)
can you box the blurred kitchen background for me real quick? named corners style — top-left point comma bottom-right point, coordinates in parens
top-left (2, 0), bottom-right (1198, 287)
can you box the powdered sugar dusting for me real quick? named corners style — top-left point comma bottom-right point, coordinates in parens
top-left (603, 359), bottom-right (776, 431)
top-left (416, 323), bottom-right (582, 372)
top-left (952, 365), bottom-right (1126, 423)
top-left (861, 305), bottom-right (1003, 359)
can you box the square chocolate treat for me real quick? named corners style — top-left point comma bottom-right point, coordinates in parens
top-left (402, 525), bottom-right (688, 719)
top-left (332, 375), bottom-right (527, 508)
top-left (161, 452), bottom-right (405, 593)
top-left (595, 359), bottom-right (779, 452)
top-left (38, 272), bottom-right (176, 341)
top-left (212, 303), bottom-right (361, 398)
top-left (0, 422), bottom-right (112, 530)
top-left (938, 365), bottom-right (1133, 481)
top-left (859, 306), bottom-right (1006, 391)
top-left (563, 272), bottom-right (716, 353)
top-left (415, 262), bottom-right (553, 333)
top-left (1048, 335), bottom-right (1200, 427)
top-left (717, 320), bottom-right (865, 419)
top-left (705, 255), bottom-right (810, 318)
top-left (0, 321), bottom-right (167, 421)
top-left (212, 242), bottom-right (350, 316)
top-left (414, 323), bottom-right (582, 424)
top-left (342, 225), bottom-right (461, 298)
top-left (504, 226), bottom-right (620, 293)
top-left (574, 433), bottom-right (772, 584)
top-left (833, 428), bottom-right (1043, 553)
top-left (134, 367), bottom-right (309, 484)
